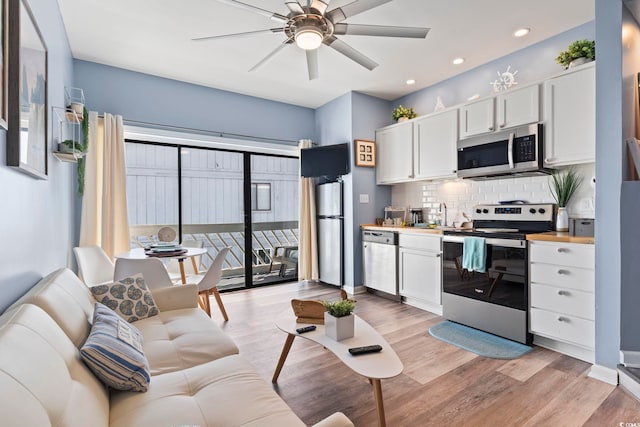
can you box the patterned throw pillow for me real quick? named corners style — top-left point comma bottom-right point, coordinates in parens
top-left (81, 302), bottom-right (151, 392)
top-left (90, 274), bottom-right (159, 323)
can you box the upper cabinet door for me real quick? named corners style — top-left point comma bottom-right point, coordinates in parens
top-left (375, 121), bottom-right (414, 184)
top-left (459, 97), bottom-right (495, 139)
top-left (543, 64), bottom-right (596, 167)
top-left (414, 109), bottom-right (458, 180)
top-left (497, 84), bottom-right (540, 130)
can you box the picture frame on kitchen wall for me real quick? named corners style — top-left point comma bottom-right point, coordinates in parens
top-left (355, 139), bottom-right (376, 167)
top-left (6, 0), bottom-right (48, 179)
top-left (0, 0), bottom-right (8, 130)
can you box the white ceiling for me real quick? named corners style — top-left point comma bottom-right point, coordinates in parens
top-left (57, 0), bottom-right (594, 109)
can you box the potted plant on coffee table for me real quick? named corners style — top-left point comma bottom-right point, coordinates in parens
top-left (555, 39), bottom-right (595, 69)
top-left (322, 299), bottom-right (355, 341)
top-left (549, 167), bottom-right (582, 231)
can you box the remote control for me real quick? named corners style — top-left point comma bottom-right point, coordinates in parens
top-left (296, 325), bottom-right (316, 334)
top-left (348, 345), bottom-right (382, 355)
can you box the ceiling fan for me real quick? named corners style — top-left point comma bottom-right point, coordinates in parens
top-left (193, 0), bottom-right (430, 80)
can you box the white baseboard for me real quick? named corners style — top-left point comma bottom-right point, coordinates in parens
top-left (620, 350), bottom-right (640, 368)
top-left (344, 284), bottom-right (367, 296)
top-left (532, 335), bottom-right (594, 363)
top-left (588, 364), bottom-right (619, 385)
top-left (619, 367), bottom-right (640, 400)
top-left (402, 297), bottom-right (443, 316)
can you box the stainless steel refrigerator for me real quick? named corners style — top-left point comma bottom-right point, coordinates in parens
top-left (317, 181), bottom-right (343, 287)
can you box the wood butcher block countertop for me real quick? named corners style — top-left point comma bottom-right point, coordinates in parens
top-left (526, 232), bottom-right (594, 244)
top-left (361, 224), bottom-right (443, 235)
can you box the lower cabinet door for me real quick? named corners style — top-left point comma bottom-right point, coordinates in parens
top-left (399, 247), bottom-right (441, 304)
top-left (530, 307), bottom-right (595, 349)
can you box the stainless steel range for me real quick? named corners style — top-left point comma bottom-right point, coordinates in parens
top-left (442, 203), bottom-right (555, 344)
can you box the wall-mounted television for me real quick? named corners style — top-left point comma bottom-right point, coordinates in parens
top-left (300, 143), bottom-right (350, 178)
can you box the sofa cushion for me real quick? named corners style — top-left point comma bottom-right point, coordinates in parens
top-left (90, 274), bottom-right (159, 323)
top-left (8, 268), bottom-right (95, 348)
top-left (81, 303), bottom-right (151, 392)
top-left (0, 304), bottom-right (109, 426)
top-left (109, 354), bottom-right (305, 427)
top-left (133, 307), bottom-right (239, 376)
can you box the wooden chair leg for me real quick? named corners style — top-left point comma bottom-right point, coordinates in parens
top-left (198, 291), bottom-right (212, 317)
top-left (210, 287), bottom-right (229, 321)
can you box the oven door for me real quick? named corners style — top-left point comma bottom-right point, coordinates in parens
top-left (442, 236), bottom-right (527, 311)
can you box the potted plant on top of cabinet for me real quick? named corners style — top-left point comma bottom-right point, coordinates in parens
top-left (555, 39), bottom-right (595, 69)
top-left (392, 105), bottom-right (417, 122)
top-left (549, 167), bottom-right (582, 231)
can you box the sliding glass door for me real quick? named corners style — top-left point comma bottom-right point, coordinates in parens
top-left (124, 140), bottom-right (298, 290)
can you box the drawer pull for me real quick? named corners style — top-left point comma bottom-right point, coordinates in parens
top-left (557, 316), bottom-right (568, 323)
top-left (557, 290), bottom-right (569, 296)
top-left (557, 269), bottom-right (570, 275)
top-left (556, 247), bottom-right (569, 253)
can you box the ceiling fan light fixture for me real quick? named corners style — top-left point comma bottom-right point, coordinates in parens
top-left (295, 26), bottom-right (323, 50)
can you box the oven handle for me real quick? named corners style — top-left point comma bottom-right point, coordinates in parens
top-left (443, 235), bottom-right (526, 248)
top-left (508, 132), bottom-right (515, 169)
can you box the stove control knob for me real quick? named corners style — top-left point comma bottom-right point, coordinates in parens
top-left (476, 209), bottom-right (482, 214)
top-left (482, 209), bottom-right (489, 214)
top-left (529, 208), bottom-right (536, 214)
top-left (538, 208), bottom-right (546, 214)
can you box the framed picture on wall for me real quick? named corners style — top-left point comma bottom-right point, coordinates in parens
top-left (0, 0), bottom-right (7, 129)
top-left (6, 0), bottom-right (48, 179)
top-left (355, 139), bottom-right (376, 167)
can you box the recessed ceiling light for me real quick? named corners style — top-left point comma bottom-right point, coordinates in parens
top-left (514, 28), bottom-right (530, 37)
top-left (452, 57), bottom-right (464, 65)
top-left (406, 79), bottom-right (416, 85)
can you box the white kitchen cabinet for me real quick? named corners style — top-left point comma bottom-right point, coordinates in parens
top-left (543, 63), bottom-right (596, 167)
top-left (413, 109), bottom-right (458, 180)
top-left (459, 97), bottom-right (495, 139)
top-left (375, 121), bottom-right (414, 184)
top-left (497, 84), bottom-right (540, 130)
top-left (399, 233), bottom-right (442, 314)
top-left (529, 240), bottom-right (595, 363)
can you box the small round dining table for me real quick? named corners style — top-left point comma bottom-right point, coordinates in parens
top-left (115, 247), bottom-right (208, 284)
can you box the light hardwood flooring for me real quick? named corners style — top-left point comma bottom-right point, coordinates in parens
top-left (213, 281), bottom-right (640, 426)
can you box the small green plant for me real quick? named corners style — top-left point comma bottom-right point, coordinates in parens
top-left (392, 105), bottom-right (417, 121)
top-left (322, 299), bottom-right (355, 318)
top-left (555, 39), bottom-right (595, 69)
top-left (549, 167), bottom-right (582, 207)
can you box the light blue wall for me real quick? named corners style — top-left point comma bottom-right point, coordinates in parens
top-left (0, 0), bottom-right (75, 312)
top-left (74, 60), bottom-right (315, 142)
top-left (393, 22), bottom-right (595, 119)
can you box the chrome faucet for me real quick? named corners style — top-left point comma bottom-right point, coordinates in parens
top-left (438, 202), bottom-right (447, 226)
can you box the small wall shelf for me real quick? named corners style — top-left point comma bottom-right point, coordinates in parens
top-left (53, 86), bottom-right (86, 163)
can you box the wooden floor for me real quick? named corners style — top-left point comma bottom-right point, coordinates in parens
top-left (212, 281), bottom-right (640, 426)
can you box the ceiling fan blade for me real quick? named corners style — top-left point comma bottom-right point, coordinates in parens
top-left (192, 28), bottom-right (283, 42)
top-left (324, 36), bottom-right (378, 70)
top-left (326, 0), bottom-right (391, 23)
top-left (306, 49), bottom-right (319, 80)
top-left (285, 1), bottom-right (304, 15)
top-left (310, 0), bottom-right (331, 15)
top-left (333, 23), bottom-right (429, 38)
top-left (215, 0), bottom-right (288, 23)
top-left (249, 38), bottom-right (294, 72)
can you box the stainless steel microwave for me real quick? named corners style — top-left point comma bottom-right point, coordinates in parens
top-left (456, 123), bottom-right (549, 179)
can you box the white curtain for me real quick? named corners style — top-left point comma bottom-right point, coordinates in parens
top-left (79, 112), bottom-right (130, 259)
top-left (298, 139), bottom-right (318, 280)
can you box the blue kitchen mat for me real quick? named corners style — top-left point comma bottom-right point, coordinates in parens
top-left (429, 321), bottom-right (532, 359)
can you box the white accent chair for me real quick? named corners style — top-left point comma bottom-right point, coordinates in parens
top-left (73, 245), bottom-right (115, 287)
top-left (194, 247), bottom-right (231, 321)
top-left (114, 257), bottom-right (174, 290)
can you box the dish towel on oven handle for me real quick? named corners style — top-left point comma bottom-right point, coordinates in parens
top-left (462, 237), bottom-right (487, 273)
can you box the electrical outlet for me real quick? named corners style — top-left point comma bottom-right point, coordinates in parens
top-left (579, 198), bottom-right (593, 211)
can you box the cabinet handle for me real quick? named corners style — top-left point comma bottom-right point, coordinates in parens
top-left (545, 157), bottom-right (556, 164)
top-left (500, 98), bottom-right (507, 127)
top-left (488, 126), bottom-right (494, 131)
top-left (557, 269), bottom-right (570, 275)
top-left (557, 316), bottom-right (568, 323)
top-left (556, 247), bottom-right (568, 253)
top-left (557, 289), bottom-right (569, 296)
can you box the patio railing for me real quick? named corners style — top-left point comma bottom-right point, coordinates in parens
top-left (129, 221), bottom-right (299, 277)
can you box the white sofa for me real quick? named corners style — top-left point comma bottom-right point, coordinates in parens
top-left (0, 268), bottom-right (352, 426)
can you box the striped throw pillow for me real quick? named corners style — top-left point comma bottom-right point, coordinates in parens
top-left (81, 302), bottom-right (151, 392)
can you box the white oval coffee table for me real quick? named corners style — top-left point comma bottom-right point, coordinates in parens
top-left (274, 311), bottom-right (403, 427)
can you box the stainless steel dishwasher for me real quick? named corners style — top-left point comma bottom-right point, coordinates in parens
top-left (362, 230), bottom-right (398, 296)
